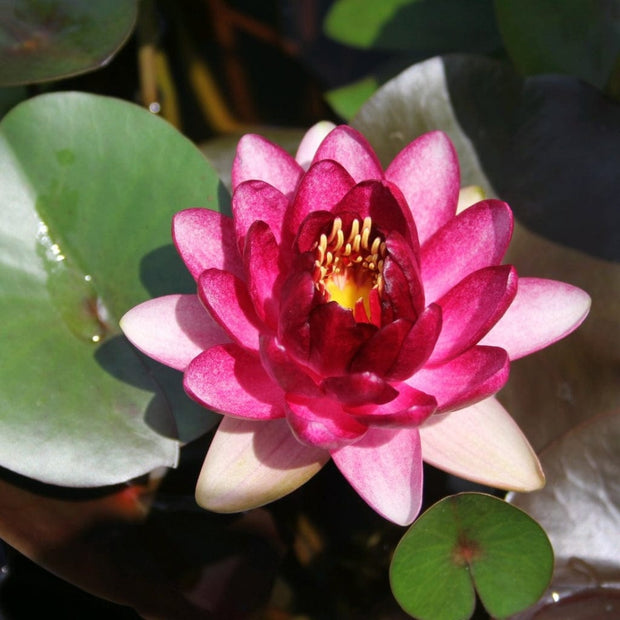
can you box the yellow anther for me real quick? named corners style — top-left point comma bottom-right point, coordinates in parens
top-left (333, 228), bottom-right (344, 252)
top-left (347, 218), bottom-right (360, 243)
top-left (319, 233), bottom-right (327, 252)
top-left (361, 224), bottom-right (371, 250)
top-left (327, 217), bottom-right (342, 243)
top-left (312, 215), bottom-right (386, 322)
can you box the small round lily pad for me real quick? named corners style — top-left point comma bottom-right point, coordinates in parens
top-left (390, 492), bottom-right (553, 620)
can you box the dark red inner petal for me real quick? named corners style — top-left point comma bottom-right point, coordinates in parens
top-left (278, 266), bottom-right (321, 362)
top-left (259, 334), bottom-right (322, 398)
top-left (346, 384), bottom-right (437, 428)
top-left (308, 302), bottom-right (377, 376)
top-left (243, 220), bottom-right (281, 329)
top-left (286, 394), bottom-right (368, 450)
top-left (321, 372), bottom-right (398, 406)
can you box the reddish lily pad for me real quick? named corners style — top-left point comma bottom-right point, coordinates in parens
top-left (390, 493), bottom-right (553, 620)
top-left (0, 92), bottom-right (224, 486)
top-left (0, 0), bottom-right (137, 86)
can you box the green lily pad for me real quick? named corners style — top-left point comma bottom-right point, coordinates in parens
top-left (390, 493), bottom-right (553, 620)
top-left (0, 92), bottom-right (225, 486)
top-left (494, 0), bottom-right (620, 92)
top-left (324, 0), bottom-right (501, 53)
top-left (325, 76), bottom-right (379, 123)
top-left (0, 0), bottom-right (138, 86)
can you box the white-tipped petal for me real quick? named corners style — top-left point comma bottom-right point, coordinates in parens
top-left (479, 277), bottom-right (591, 360)
top-left (196, 417), bottom-right (329, 513)
top-left (295, 121), bottom-right (336, 169)
top-left (456, 185), bottom-right (485, 213)
top-left (331, 427), bottom-right (423, 526)
top-left (120, 294), bottom-right (229, 371)
top-left (420, 397), bottom-right (544, 492)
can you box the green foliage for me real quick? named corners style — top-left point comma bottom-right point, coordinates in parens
top-left (0, 92), bottom-right (225, 486)
top-left (390, 493), bottom-right (553, 620)
top-left (326, 76), bottom-right (379, 121)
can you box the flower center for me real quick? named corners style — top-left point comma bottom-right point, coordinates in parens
top-left (312, 216), bottom-right (386, 320)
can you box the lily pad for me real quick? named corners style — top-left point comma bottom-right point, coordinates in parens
top-left (354, 54), bottom-right (620, 262)
top-left (0, 92), bottom-right (225, 486)
top-left (324, 0), bottom-right (501, 54)
top-left (390, 493), bottom-right (553, 620)
top-left (352, 55), bottom-right (495, 195)
top-left (494, 0), bottom-right (620, 91)
top-left (508, 411), bottom-right (620, 579)
top-left (0, 0), bottom-right (138, 86)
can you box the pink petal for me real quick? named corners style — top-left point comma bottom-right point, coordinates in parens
top-left (184, 344), bottom-right (286, 419)
top-left (334, 180), bottom-right (413, 243)
top-left (120, 294), bottom-right (230, 371)
top-left (232, 180), bottom-right (289, 250)
top-left (232, 133), bottom-right (304, 196)
top-left (295, 121), bottom-right (336, 169)
top-left (347, 384), bottom-right (437, 428)
top-left (172, 209), bottom-right (244, 281)
top-left (385, 130), bottom-right (460, 244)
top-left (331, 427), bottom-right (424, 525)
top-left (285, 160), bottom-right (355, 245)
top-left (420, 397), bottom-right (545, 491)
top-left (286, 394), bottom-right (368, 450)
top-left (196, 417), bottom-right (329, 512)
top-left (407, 346), bottom-right (509, 412)
top-left (243, 221), bottom-right (280, 328)
top-left (312, 125), bottom-right (383, 182)
top-left (429, 265), bottom-right (518, 363)
top-left (421, 199), bottom-right (513, 303)
top-left (198, 269), bottom-right (262, 351)
top-left (478, 277), bottom-right (591, 359)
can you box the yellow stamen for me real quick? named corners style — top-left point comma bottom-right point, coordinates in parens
top-left (312, 216), bottom-right (386, 322)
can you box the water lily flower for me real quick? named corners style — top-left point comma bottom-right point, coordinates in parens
top-left (121, 123), bottom-right (590, 525)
